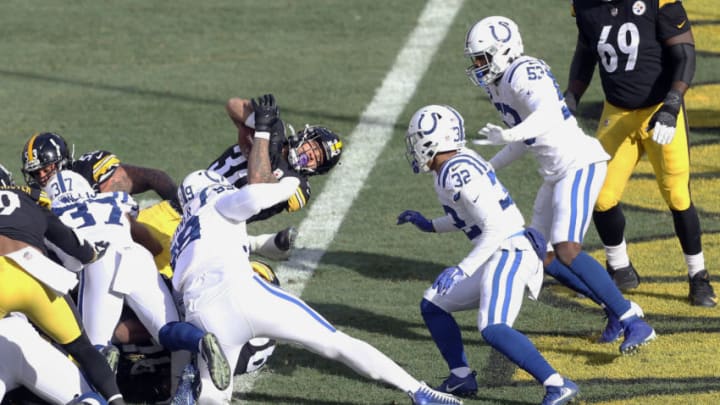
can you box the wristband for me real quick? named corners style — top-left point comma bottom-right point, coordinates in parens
top-left (254, 131), bottom-right (270, 140)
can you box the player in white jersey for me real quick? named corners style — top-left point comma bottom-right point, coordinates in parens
top-left (466, 16), bottom-right (656, 354)
top-left (168, 94), bottom-right (462, 405)
top-left (398, 104), bottom-right (577, 405)
top-left (0, 314), bottom-right (107, 404)
top-left (43, 170), bottom-right (231, 398)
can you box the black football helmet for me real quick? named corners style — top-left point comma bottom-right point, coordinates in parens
top-left (21, 132), bottom-right (72, 186)
top-left (287, 126), bottom-right (343, 175)
top-left (0, 163), bottom-right (14, 186)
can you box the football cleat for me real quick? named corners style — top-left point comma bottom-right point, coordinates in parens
top-left (606, 262), bottom-right (640, 290)
top-left (200, 332), bottom-right (231, 391)
top-left (249, 226), bottom-right (298, 261)
top-left (274, 226), bottom-right (298, 253)
top-left (619, 316), bottom-right (657, 355)
top-left (542, 378), bottom-right (579, 405)
top-left (434, 370), bottom-right (478, 397)
top-left (598, 301), bottom-right (643, 343)
top-left (688, 270), bottom-right (717, 307)
top-left (409, 382), bottom-right (463, 405)
top-left (100, 344), bottom-right (120, 374)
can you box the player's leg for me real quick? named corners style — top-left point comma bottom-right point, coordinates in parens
top-left (0, 258), bottom-right (125, 404)
top-left (420, 269), bottom-right (481, 397)
top-left (477, 247), bottom-right (578, 403)
top-left (534, 180), bottom-right (603, 304)
top-left (248, 226), bottom-right (298, 261)
top-left (593, 102), bottom-right (644, 290)
top-left (78, 259), bottom-right (126, 347)
top-left (121, 246), bottom-right (200, 396)
top-left (551, 163), bottom-right (654, 350)
top-left (1, 316), bottom-right (93, 403)
top-left (645, 108), bottom-right (717, 307)
top-left (243, 274), bottom-right (460, 403)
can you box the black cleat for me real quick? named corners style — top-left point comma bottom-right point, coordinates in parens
top-left (274, 226), bottom-right (298, 252)
top-left (689, 270), bottom-right (718, 307)
top-left (607, 262), bottom-right (640, 291)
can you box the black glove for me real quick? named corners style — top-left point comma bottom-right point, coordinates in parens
top-left (251, 94), bottom-right (279, 133)
top-left (269, 119), bottom-right (287, 163)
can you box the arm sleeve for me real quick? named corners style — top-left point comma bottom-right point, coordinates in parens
top-left (215, 177), bottom-right (300, 222)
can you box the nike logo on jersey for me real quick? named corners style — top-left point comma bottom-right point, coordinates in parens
top-left (677, 20), bottom-right (687, 29)
top-left (453, 192), bottom-right (460, 202)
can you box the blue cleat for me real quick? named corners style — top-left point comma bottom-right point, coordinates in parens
top-left (599, 301), bottom-right (643, 343)
top-left (542, 378), bottom-right (579, 405)
top-left (620, 316), bottom-right (656, 355)
top-left (434, 370), bottom-right (478, 397)
top-left (409, 382), bottom-right (463, 405)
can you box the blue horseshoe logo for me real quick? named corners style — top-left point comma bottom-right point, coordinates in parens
top-left (417, 112), bottom-right (441, 136)
top-left (490, 21), bottom-right (512, 43)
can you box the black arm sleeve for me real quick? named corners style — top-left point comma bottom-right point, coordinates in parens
top-left (666, 42), bottom-right (695, 85)
top-left (44, 210), bottom-right (95, 263)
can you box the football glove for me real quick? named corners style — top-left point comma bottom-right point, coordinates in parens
top-left (396, 210), bottom-right (434, 232)
top-left (648, 89), bottom-right (683, 145)
top-left (478, 123), bottom-right (519, 144)
top-left (432, 266), bottom-right (466, 296)
top-left (251, 94), bottom-right (279, 133)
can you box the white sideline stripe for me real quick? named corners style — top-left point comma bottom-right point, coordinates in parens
top-left (236, 0), bottom-right (465, 393)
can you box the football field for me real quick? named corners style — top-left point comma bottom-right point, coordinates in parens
top-left (0, 1), bottom-right (718, 404)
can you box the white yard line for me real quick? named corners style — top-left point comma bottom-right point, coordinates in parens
top-left (235, 0), bottom-right (465, 394)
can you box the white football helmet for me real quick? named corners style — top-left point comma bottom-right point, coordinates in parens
top-left (177, 169), bottom-right (232, 209)
top-left (464, 16), bottom-right (524, 87)
top-left (43, 170), bottom-right (96, 203)
top-left (405, 104), bottom-right (466, 173)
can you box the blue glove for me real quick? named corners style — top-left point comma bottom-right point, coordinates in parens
top-left (432, 266), bottom-right (467, 296)
top-left (396, 210), bottom-right (434, 232)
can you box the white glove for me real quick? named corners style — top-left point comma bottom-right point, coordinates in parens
top-left (478, 123), bottom-right (518, 145)
top-left (650, 119), bottom-right (676, 145)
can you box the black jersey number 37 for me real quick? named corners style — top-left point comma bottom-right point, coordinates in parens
top-left (597, 23), bottom-right (639, 73)
top-left (0, 191), bottom-right (21, 216)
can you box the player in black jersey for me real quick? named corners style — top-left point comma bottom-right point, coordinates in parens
top-left (564, 0), bottom-right (716, 307)
top-left (0, 163), bottom-right (127, 405)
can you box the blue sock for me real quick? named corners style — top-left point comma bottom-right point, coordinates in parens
top-left (545, 258), bottom-right (602, 304)
top-left (481, 324), bottom-right (556, 383)
top-left (158, 321), bottom-right (205, 352)
top-left (420, 299), bottom-right (468, 369)
top-left (569, 252), bottom-right (630, 317)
